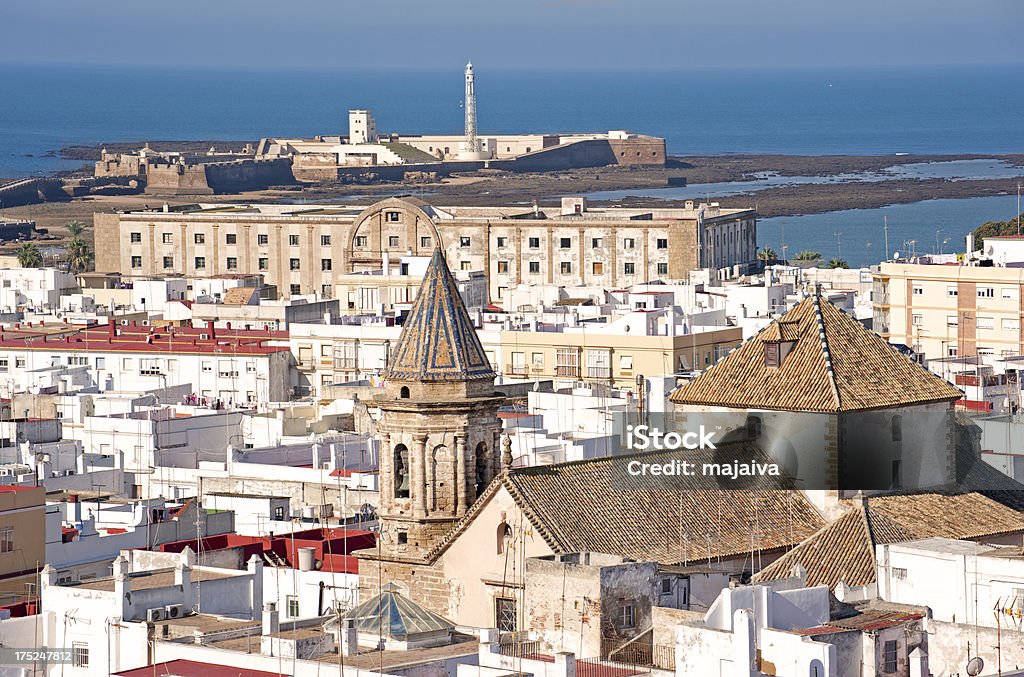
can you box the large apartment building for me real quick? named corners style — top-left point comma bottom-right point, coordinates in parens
top-left (873, 254), bottom-right (1024, 360)
top-left (93, 197), bottom-right (757, 303)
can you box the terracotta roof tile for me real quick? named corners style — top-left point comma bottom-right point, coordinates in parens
top-left (670, 296), bottom-right (963, 412)
top-left (754, 492), bottom-right (1024, 589)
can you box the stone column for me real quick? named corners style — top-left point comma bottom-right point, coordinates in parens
top-left (379, 432), bottom-right (392, 512)
top-left (413, 434), bottom-right (428, 518)
top-left (455, 434), bottom-right (467, 517)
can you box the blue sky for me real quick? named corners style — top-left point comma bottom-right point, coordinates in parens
top-left (2, 0), bottom-right (1021, 70)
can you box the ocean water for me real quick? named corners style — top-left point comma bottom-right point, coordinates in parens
top-left (2, 63), bottom-right (1024, 178)
top-left (758, 195), bottom-right (1022, 266)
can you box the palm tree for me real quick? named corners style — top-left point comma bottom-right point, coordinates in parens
top-left (65, 220), bottom-right (87, 238)
top-left (825, 258), bottom-right (849, 269)
top-left (66, 237), bottom-right (93, 273)
top-left (757, 247), bottom-right (778, 263)
top-left (793, 250), bottom-right (822, 262)
top-left (16, 243), bottom-right (43, 268)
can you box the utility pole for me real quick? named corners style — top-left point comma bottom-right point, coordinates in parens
top-left (884, 216), bottom-right (889, 261)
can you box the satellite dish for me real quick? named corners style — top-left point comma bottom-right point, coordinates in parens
top-left (967, 656), bottom-right (984, 676)
top-left (894, 251), bottom-right (901, 259)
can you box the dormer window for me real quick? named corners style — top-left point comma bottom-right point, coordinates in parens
top-left (764, 340), bottom-right (797, 368)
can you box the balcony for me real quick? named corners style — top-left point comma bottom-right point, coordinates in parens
top-left (555, 365), bottom-right (580, 378)
top-left (506, 364), bottom-right (528, 377)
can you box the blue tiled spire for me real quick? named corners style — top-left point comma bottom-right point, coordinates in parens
top-left (383, 248), bottom-right (495, 382)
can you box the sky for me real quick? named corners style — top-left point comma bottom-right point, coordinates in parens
top-left (1, 0), bottom-right (1022, 71)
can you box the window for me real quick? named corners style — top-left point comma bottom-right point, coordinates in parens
top-left (95, 357), bottom-right (104, 369)
top-left (0, 526), bottom-right (12, 553)
top-left (1003, 318), bottom-right (1021, 331)
top-left (532, 352), bottom-right (544, 367)
top-left (123, 357), bottom-right (134, 370)
top-left (226, 257), bottom-right (237, 270)
top-left (556, 348), bottom-right (579, 377)
top-left (528, 237), bottom-right (540, 249)
top-left (510, 351), bottom-right (526, 375)
top-left (560, 237), bottom-right (571, 249)
top-left (258, 258), bottom-right (268, 271)
top-left (560, 262), bottom-right (572, 274)
top-left (592, 237), bottom-right (603, 248)
top-left (661, 578), bottom-right (673, 594)
top-left (529, 261), bottom-right (540, 274)
top-left (624, 262), bottom-right (636, 275)
top-left (274, 506), bottom-right (285, 520)
top-left (946, 315), bottom-right (958, 326)
top-left (497, 260), bottom-right (509, 273)
top-left (947, 286), bottom-right (958, 297)
top-left (194, 256), bottom-right (206, 269)
top-left (657, 238), bottom-right (668, 249)
top-left (1003, 287), bottom-right (1020, 300)
top-left (321, 235), bottom-right (331, 246)
top-left (592, 262), bottom-right (604, 275)
top-left (72, 643), bottom-right (89, 668)
top-left (891, 415), bottom-right (902, 442)
top-left (162, 233), bottom-right (173, 244)
top-left (657, 262), bottom-right (668, 276)
top-left (162, 256), bottom-right (174, 269)
top-left (882, 640), bottom-right (898, 673)
top-left (225, 233), bottom-right (236, 245)
top-left (461, 261), bottom-right (472, 270)
top-left (397, 531), bottom-right (408, 545)
top-left (321, 259), bottom-right (332, 271)
top-left (912, 314), bottom-right (923, 326)
top-left (623, 238), bottom-right (636, 249)
top-left (420, 236), bottom-right (432, 248)
top-left (394, 445), bottom-right (410, 498)
top-left (354, 236), bottom-right (368, 247)
top-left (388, 236), bottom-right (399, 247)
top-left (621, 604), bottom-right (636, 628)
top-left (290, 284), bottom-right (301, 295)
top-left (246, 360), bottom-right (256, 373)
top-left (947, 346), bottom-right (958, 357)
top-left (892, 567), bottom-right (908, 580)
top-left (130, 232), bottom-right (141, 243)
top-left (386, 211), bottom-right (401, 222)
top-left (587, 349), bottom-right (611, 379)
top-left (290, 258), bottom-right (301, 271)
top-left (131, 256), bottom-right (142, 269)
top-left (495, 598), bottom-right (517, 632)
top-left (201, 361), bottom-right (212, 373)
top-left (289, 234), bottom-right (300, 246)
top-left (978, 287), bottom-right (995, 298)
top-left (286, 595), bottom-right (299, 618)
top-left (620, 355), bottom-right (633, 371)
top-left (912, 285), bottom-right (923, 295)
top-left (460, 236), bottom-right (471, 247)
top-left (496, 236), bottom-right (508, 248)
top-left (257, 234), bottom-right (269, 246)
top-left (977, 316), bottom-right (994, 330)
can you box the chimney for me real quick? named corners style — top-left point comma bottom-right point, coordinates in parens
top-left (206, 320), bottom-right (216, 339)
top-left (262, 602), bottom-right (280, 636)
top-left (340, 618), bottom-right (359, 657)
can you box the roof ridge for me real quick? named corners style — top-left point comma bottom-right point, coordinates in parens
top-left (812, 293), bottom-right (842, 410)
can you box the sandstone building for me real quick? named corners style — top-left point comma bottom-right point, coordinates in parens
top-left (93, 197), bottom-right (757, 303)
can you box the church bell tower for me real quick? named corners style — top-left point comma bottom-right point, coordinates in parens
top-left (375, 247), bottom-right (503, 557)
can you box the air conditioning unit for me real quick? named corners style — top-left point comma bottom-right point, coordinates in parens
top-left (165, 604), bottom-right (184, 619)
top-left (146, 607), bottom-right (167, 622)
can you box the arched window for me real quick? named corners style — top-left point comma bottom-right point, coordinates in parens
top-left (496, 521), bottom-right (512, 555)
top-left (394, 444), bottom-right (410, 498)
top-left (400, 386), bottom-right (410, 399)
top-left (475, 441), bottom-right (489, 499)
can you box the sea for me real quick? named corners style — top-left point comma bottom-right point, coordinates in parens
top-left (2, 63), bottom-right (1023, 263)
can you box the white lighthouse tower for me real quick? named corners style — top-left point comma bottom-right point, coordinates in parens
top-left (459, 62), bottom-right (488, 161)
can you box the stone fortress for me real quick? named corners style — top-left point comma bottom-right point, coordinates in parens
top-left (95, 63), bottom-right (666, 195)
